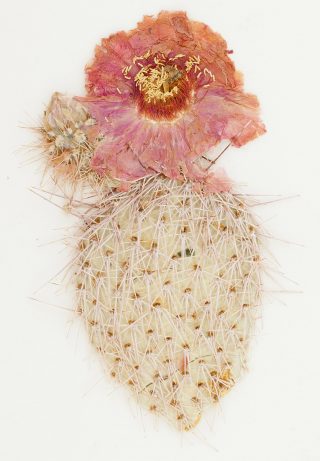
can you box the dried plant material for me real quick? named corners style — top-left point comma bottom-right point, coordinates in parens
top-left (39, 92), bottom-right (118, 192)
top-left (32, 11), bottom-right (266, 431)
top-left (77, 177), bottom-right (261, 430)
top-left (77, 11), bottom-right (265, 191)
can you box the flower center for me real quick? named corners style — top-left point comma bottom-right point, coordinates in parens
top-left (121, 51), bottom-right (215, 122)
top-left (135, 64), bottom-right (182, 104)
top-left (132, 56), bottom-right (193, 122)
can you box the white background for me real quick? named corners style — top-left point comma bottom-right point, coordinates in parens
top-left (1, 0), bottom-right (320, 460)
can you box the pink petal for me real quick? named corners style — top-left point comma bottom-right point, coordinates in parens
top-left (91, 136), bottom-right (151, 181)
top-left (86, 32), bottom-right (135, 97)
top-left (194, 86), bottom-right (266, 147)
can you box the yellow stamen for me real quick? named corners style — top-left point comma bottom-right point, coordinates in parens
top-left (132, 49), bottom-right (151, 64)
top-left (121, 65), bottom-right (133, 78)
top-left (134, 63), bottom-right (182, 104)
top-left (169, 53), bottom-right (186, 61)
top-left (204, 67), bottom-right (215, 81)
top-left (185, 55), bottom-right (201, 74)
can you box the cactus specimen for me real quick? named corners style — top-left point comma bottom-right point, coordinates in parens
top-left (36, 11), bottom-right (265, 430)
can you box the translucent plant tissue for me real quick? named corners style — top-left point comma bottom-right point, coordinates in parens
top-left (34, 11), bottom-right (266, 431)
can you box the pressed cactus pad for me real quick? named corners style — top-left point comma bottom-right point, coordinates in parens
top-left (76, 176), bottom-right (261, 430)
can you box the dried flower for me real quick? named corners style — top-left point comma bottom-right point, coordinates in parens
top-left (76, 11), bottom-right (265, 190)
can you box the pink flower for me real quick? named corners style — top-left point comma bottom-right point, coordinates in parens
top-left (77, 11), bottom-right (265, 192)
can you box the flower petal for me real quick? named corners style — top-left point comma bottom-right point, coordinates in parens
top-left (86, 32), bottom-right (135, 97)
top-left (194, 86), bottom-right (266, 147)
top-left (91, 136), bottom-right (151, 181)
top-left (76, 95), bottom-right (137, 136)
